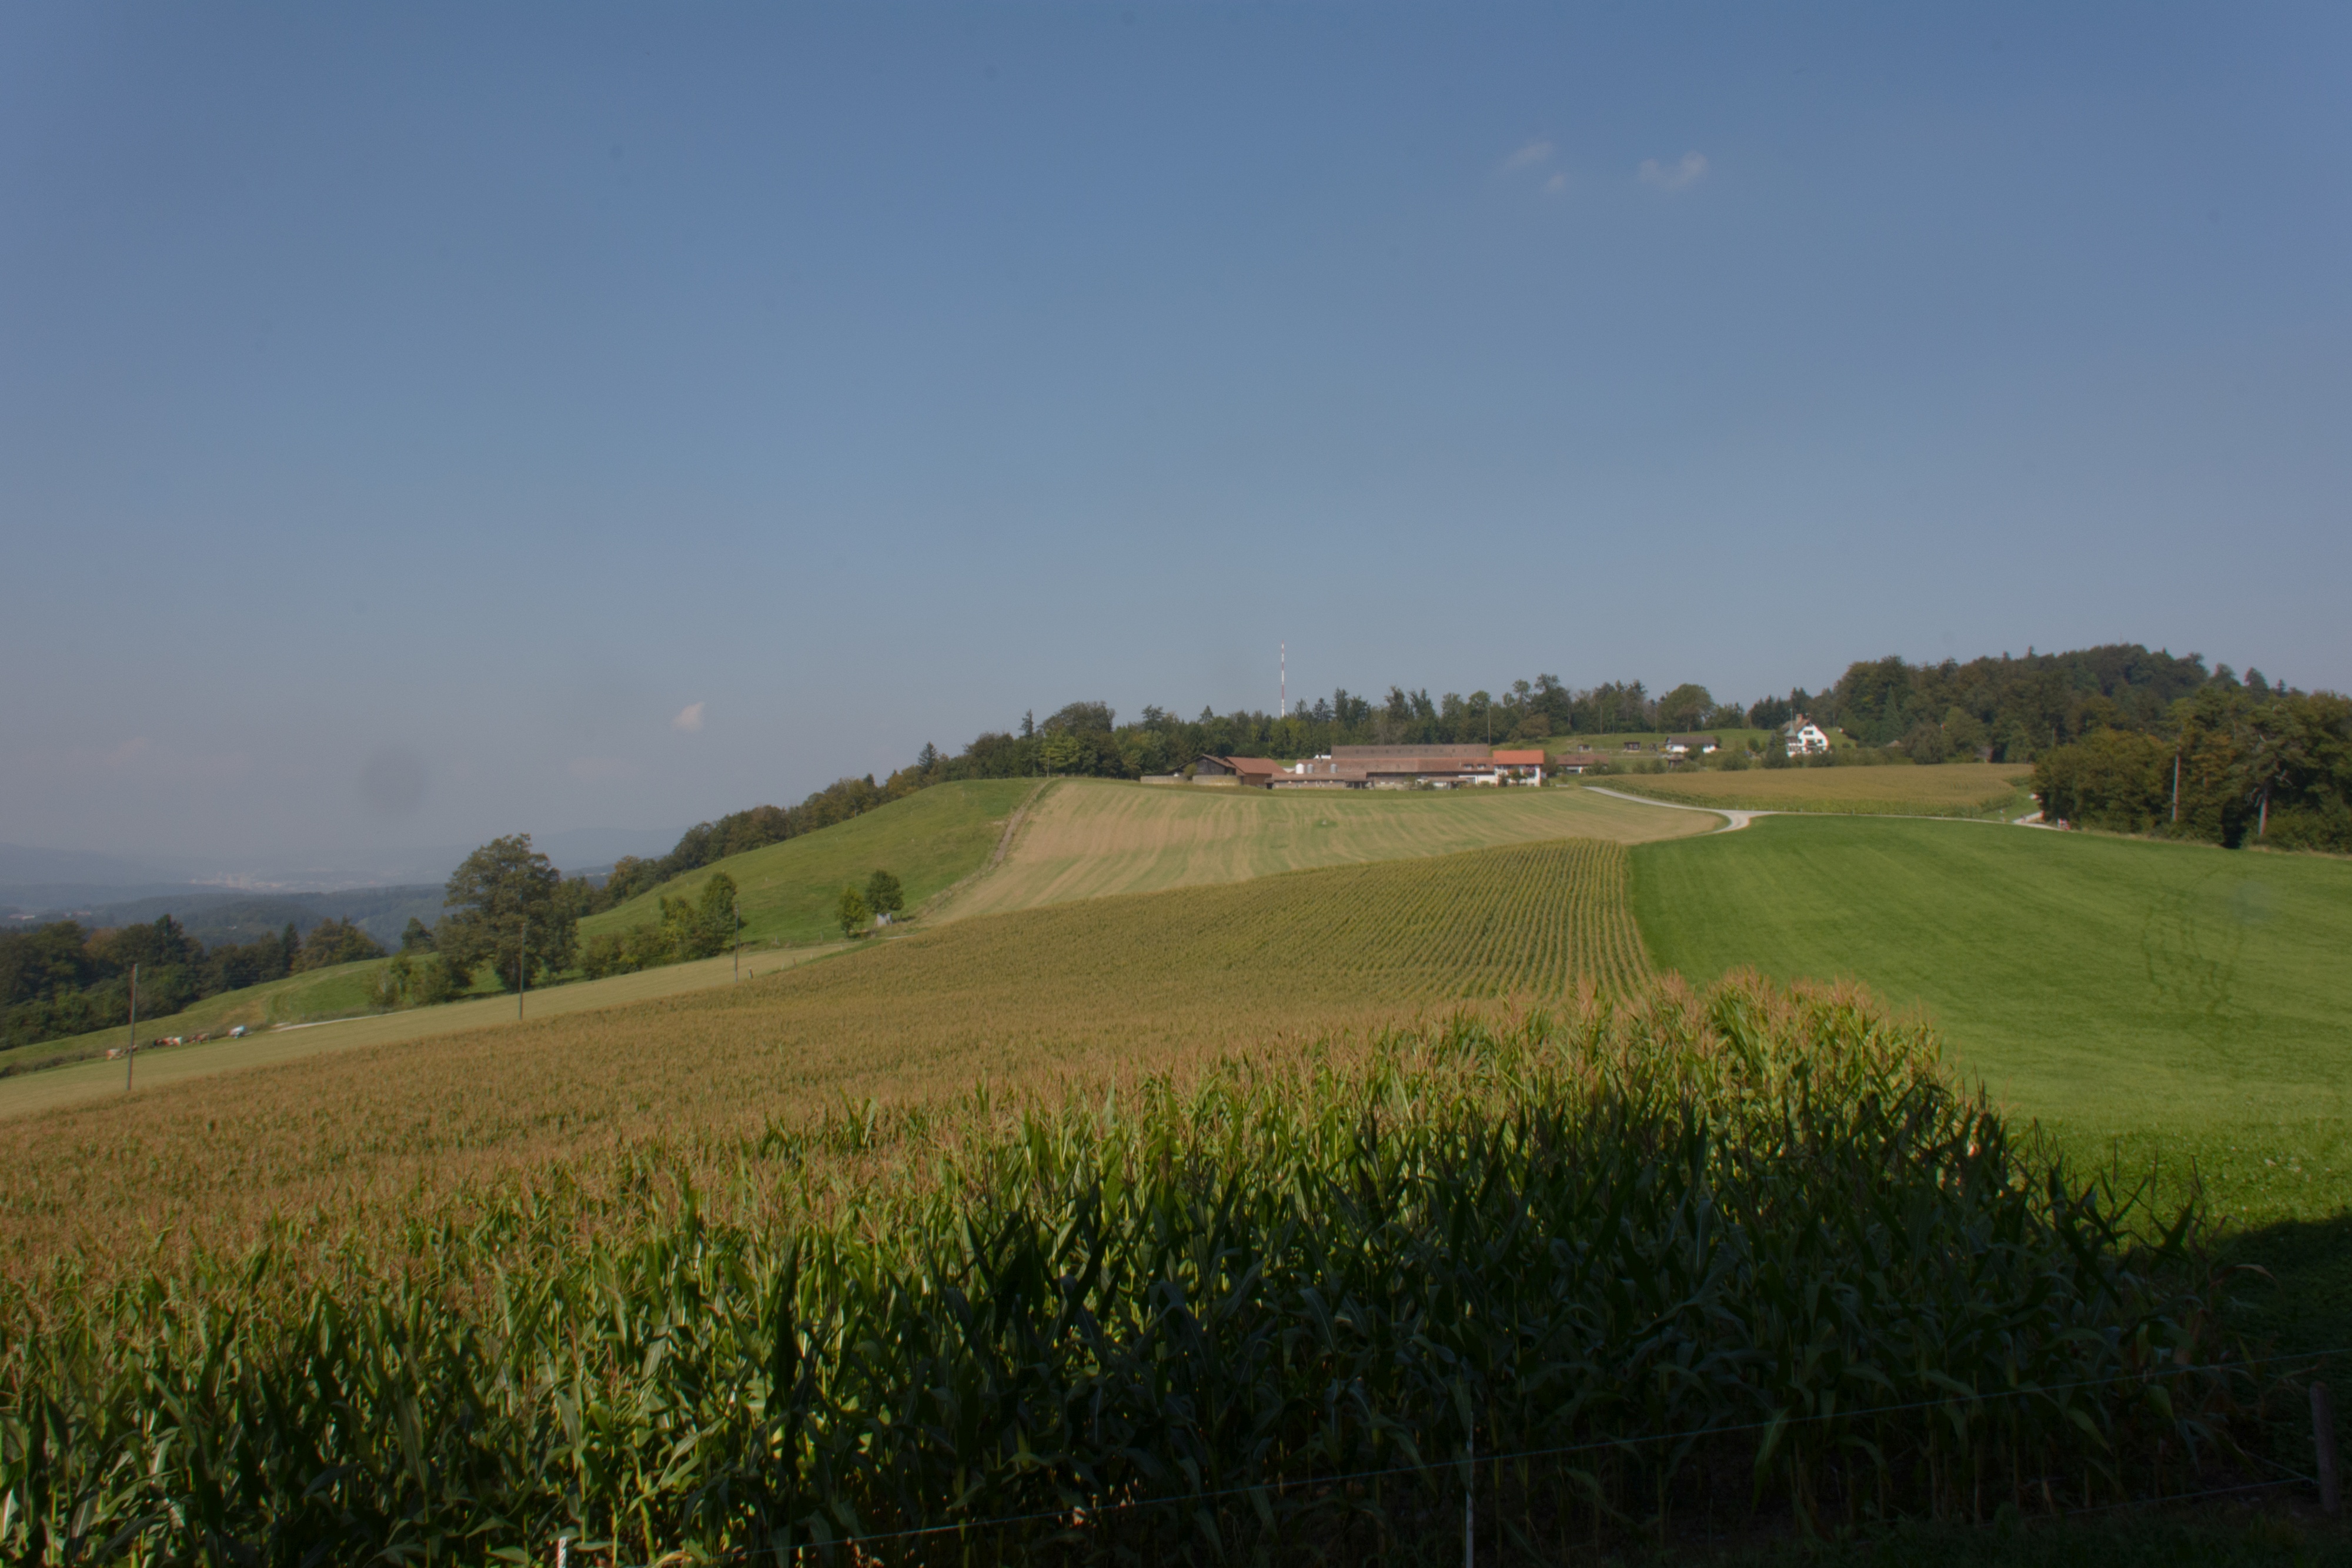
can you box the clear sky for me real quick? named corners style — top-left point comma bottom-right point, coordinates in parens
top-left (4, 3), bottom-right (2347, 872)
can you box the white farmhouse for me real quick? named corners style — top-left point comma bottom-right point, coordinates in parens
top-left (1783, 716), bottom-right (1832, 755)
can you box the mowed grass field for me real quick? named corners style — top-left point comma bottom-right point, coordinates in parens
top-left (581, 777), bottom-right (1037, 947)
top-left (1631, 816), bottom-right (2352, 1341)
top-left (1598, 761), bottom-right (2034, 817)
top-left (946, 775), bottom-right (1708, 919)
top-left (1, 838), bottom-right (1647, 1268)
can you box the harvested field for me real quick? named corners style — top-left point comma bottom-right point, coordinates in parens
top-left (0, 839), bottom-right (1646, 1271)
top-left (1596, 761), bottom-right (2034, 818)
top-left (945, 775), bottom-right (1709, 918)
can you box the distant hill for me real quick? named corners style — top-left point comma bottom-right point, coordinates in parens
top-left (10, 886), bottom-right (447, 947)
top-left (0, 841), bottom-right (188, 888)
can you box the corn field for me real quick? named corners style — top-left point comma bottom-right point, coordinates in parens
top-left (1, 841), bottom-right (1650, 1271)
top-left (931, 837), bottom-right (1652, 999)
top-left (0, 976), bottom-right (2243, 1566)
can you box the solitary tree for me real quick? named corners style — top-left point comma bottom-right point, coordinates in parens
top-left (864, 870), bottom-right (904, 921)
top-left (836, 885), bottom-right (870, 938)
top-left (439, 834), bottom-right (576, 991)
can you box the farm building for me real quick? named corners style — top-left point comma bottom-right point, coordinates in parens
top-left (1548, 751), bottom-right (1606, 774)
top-left (1193, 755), bottom-right (1284, 786)
top-left (1783, 717), bottom-right (1833, 755)
top-left (1258, 745), bottom-right (1546, 790)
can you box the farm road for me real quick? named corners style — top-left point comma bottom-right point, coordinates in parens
top-left (1585, 788), bottom-right (1759, 832)
top-left (1586, 786), bottom-right (2061, 834)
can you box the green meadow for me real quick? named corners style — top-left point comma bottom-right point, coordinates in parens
top-left (578, 776), bottom-right (1036, 947)
top-left (0, 955), bottom-right (404, 1079)
top-left (1632, 816), bottom-right (2352, 1344)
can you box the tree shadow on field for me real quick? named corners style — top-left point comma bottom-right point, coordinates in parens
top-left (2214, 1211), bottom-right (2352, 1355)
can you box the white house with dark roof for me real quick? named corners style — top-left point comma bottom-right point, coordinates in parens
top-left (1783, 716), bottom-right (1833, 755)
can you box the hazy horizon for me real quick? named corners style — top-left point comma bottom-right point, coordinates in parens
top-left (6, 4), bottom-right (2346, 861)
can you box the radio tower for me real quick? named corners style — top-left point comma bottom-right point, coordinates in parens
top-left (1280, 643), bottom-right (1287, 717)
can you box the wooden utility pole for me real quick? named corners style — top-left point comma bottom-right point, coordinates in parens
top-left (125, 962), bottom-right (139, 1092)
top-left (2316, 1382), bottom-right (2341, 1515)
top-left (733, 902), bottom-right (741, 982)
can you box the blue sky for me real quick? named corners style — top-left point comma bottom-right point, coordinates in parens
top-left (4, 3), bottom-right (2346, 871)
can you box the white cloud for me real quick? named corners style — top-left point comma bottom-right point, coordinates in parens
top-left (1638, 152), bottom-right (1708, 191)
top-left (1543, 172), bottom-right (1567, 196)
top-left (671, 701), bottom-right (706, 734)
top-left (1500, 139), bottom-right (1553, 173)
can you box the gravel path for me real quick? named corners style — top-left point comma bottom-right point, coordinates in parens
top-left (1583, 786), bottom-right (2062, 835)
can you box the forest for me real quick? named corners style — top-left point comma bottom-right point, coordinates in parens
top-left (2033, 681), bottom-right (2352, 851)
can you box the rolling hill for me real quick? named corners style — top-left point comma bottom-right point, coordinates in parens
top-left (2, 838), bottom-right (1651, 1249)
top-left (577, 778), bottom-right (1038, 948)
top-left (943, 775), bottom-right (1710, 920)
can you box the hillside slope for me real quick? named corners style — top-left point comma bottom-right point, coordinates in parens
top-left (945, 777), bottom-right (1708, 920)
top-left (1, 838), bottom-right (1649, 1258)
top-left (579, 778), bottom-right (1037, 947)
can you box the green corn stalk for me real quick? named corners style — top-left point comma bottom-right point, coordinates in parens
top-left (1, 976), bottom-right (2252, 1565)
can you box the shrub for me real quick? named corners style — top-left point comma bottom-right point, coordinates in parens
top-left (577, 931), bottom-right (636, 981)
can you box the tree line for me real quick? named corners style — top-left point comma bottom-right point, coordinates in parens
top-left (1772, 643), bottom-right (2223, 761)
top-left (2033, 680), bottom-right (2351, 851)
top-left (0, 915), bottom-right (386, 1054)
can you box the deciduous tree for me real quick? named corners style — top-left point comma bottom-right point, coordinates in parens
top-left (440, 834), bottom-right (575, 992)
top-left (836, 885), bottom-right (870, 938)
